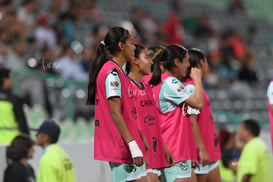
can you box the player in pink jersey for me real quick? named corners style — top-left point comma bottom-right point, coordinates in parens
top-left (182, 48), bottom-right (221, 182)
top-left (86, 27), bottom-right (147, 182)
top-left (126, 44), bottom-right (174, 182)
top-left (149, 45), bottom-right (203, 182)
top-left (266, 79), bottom-right (273, 152)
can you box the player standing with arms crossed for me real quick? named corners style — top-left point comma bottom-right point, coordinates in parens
top-left (86, 27), bottom-right (147, 182)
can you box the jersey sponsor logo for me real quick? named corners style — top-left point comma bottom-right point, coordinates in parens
top-left (110, 70), bottom-right (118, 76)
top-left (138, 90), bottom-right (146, 96)
top-left (177, 85), bottom-right (184, 92)
top-left (95, 98), bottom-right (99, 105)
top-left (110, 81), bottom-right (119, 87)
top-left (126, 164), bottom-right (137, 173)
top-left (172, 79), bottom-right (178, 84)
top-left (180, 161), bottom-right (188, 171)
top-left (140, 99), bottom-right (154, 107)
top-left (144, 114), bottom-right (156, 125)
top-left (132, 107), bottom-right (137, 120)
top-left (95, 120), bottom-right (100, 127)
top-left (152, 137), bottom-right (157, 152)
top-left (128, 85), bottom-right (137, 98)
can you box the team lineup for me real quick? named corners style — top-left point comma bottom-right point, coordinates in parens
top-left (86, 26), bottom-right (272, 182)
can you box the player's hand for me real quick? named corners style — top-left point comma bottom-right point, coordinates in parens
top-left (133, 157), bottom-right (144, 166)
top-left (190, 68), bottom-right (202, 82)
top-left (128, 140), bottom-right (144, 166)
top-left (199, 148), bottom-right (210, 165)
top-left (193, 159), bottom-right (200, 170)
top-left (164, 144), bottom-right (175, 166)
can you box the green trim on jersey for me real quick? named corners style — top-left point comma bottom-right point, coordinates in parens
top-left (159, 77), bottom-right (191, 113)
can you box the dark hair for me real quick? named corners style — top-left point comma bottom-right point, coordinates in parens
top-left (218, 129), bottom-right (231, 150)
top-left (86, 27), bottom-right (130, 105)
top-left (183, 48), bottom-right (206, 81)
top-left (148, 46), bottom-right (165, 61)
top-left (125, 44), bottom-right (145, 74)
top-left (0, 68), bottom-right (11, 88)
top-left (243, 119), bottom-right (260, 137)
top-left (149, 44), bottom-right (188, 85)
top-left (6, 134), bottom-right (34, 162)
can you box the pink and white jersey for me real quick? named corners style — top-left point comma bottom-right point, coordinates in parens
top-left (267, 79), bottom-right (273, 152)
top-left (94, 60), bottom-right (146, 164)
top-left (184, 79), bottom-right (221, 162)
top-left (152, 73), bottom-right (194, 162)
top-left (129, 79), bottom-right (168, 169)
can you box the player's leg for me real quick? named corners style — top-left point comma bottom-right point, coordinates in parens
top-left (194, 163), bottom-right (209, 182)
top-left (190, 168), bottom-right (197, 182)
top-left (207, 162), bottom-right (220, 182)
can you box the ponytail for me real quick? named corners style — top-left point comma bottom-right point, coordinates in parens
top-left (86, 43), bottom-right (108, 105)
top-left (149, 50), bottom-right (165, 86)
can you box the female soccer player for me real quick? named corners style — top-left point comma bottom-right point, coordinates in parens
top-left (182, 48), bottom-right (221, 182)
top-left (126, 44), bottom-right (174, 182)
top-left (86, 27), bottom-right (147, 182)
top-left (149, 45), bottom-right (203, 182)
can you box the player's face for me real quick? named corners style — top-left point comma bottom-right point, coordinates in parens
top-left (199, 58), bottom-right (209, 77)
top-left (138, 49), bottom-right (153, 75)
top-left (177, 52), bottom-right (190, 78)
top-left (123, 34), bottom-right (135, 62)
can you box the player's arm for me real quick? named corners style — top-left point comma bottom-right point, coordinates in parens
top-left (106, 70), bottom-right (143, 166)
top-left (241, 174), bottom-right (251, 182)
top-left (108, 97), bottom-right (144, 166)
top-left (184, 68), bottom-right (203, 109)
top-left (163, 142), bottom-right (175, 166)
top-left (191, 115), bottom-right (210, 165)
top-left (139, 130), bottom-right (149, 152)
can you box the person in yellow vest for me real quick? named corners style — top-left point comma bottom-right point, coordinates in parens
top-left (0, 68), bottom-right (29, 144)
top-left (236, 119), bottom-right (272, 182)
top-left (36, 120), bottom-right (76, 182)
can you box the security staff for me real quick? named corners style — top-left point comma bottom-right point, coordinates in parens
top-left (0, 68), bottom-right (29, 144)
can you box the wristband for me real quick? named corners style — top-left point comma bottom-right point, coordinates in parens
top-left (128, 140), bottom-right (143, 158)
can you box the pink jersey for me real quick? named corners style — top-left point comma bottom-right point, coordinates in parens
top-left (153, 73), bottom-right (194, 162)
top-left (183, 79), bottom-right (221, 162)
top-left (130, 80), bottom-right (168, 169)
top-left (142, 73), bottom-right (152, 85)
top-left (94, 60), bottom-right (146, 164)
top-left (267, 79), bottom-right (273, 152)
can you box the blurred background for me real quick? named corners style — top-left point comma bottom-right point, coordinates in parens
top-left (0, 0), bottom-right (273, 181)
